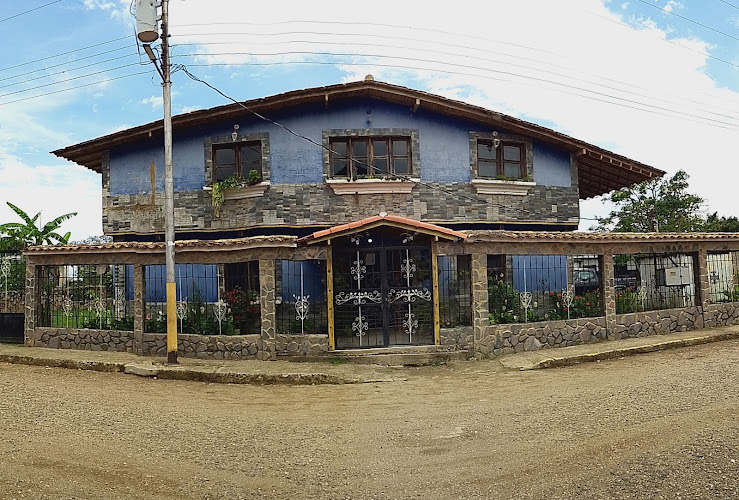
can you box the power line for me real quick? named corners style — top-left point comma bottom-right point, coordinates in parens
top-left (0, 52), bottom-right (141, 90)
top-left (0, 36), bottom-right (130, 73)
top-left (173, 51), bottom-right (739, 129)
top-left (0, 71), bottom-right (150, 106)
top-left (0, 0), bottom-right (62, 24)
top-left (717, 0), bottom-right (739, 10)
top-left (173, 36), bottom-right (739, 122)
top-left (179, 58), bottom-right (739, 132)
top-left (0, 62), bottom-right (143, 99)
top-left (633, 0), bottom-right (739, 42)
top-left (180, 66), bottom-right (544, 215)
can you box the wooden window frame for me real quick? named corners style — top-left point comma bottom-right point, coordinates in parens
top-left (329, 136), bottom-right (412, 179)
top-left (476, 140), bottom-right (525, 180)
top-left (212, 141), bottom-right (263, 183)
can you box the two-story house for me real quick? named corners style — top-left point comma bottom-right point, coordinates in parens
top-left (34, 78), bottom-right (706, 358)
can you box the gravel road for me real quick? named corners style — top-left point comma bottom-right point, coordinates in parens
top-left (1, 339), bottom-right (738, 499)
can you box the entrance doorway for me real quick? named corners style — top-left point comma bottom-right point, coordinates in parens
top-left (333, 229), bottom-right (434, 349)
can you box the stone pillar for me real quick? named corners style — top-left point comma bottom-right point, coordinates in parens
top-left (258, 259), bottom-right (276, 361)
top-left (133, 263), bottom-right (145, 355)
top-left (24, 259), bottom-right (36, 347)
top-left (470, 251), bottom-right (489, 355)
top-left (696, 248), bottom-right (710, 327)
top-left (601, 251), bottom-right (617, 339)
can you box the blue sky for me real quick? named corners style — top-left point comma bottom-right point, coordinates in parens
top-left (1, 0), bottom-right (738, 240)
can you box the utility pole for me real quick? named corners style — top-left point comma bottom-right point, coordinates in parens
top-left (137, 0), bottom-right (177, 364)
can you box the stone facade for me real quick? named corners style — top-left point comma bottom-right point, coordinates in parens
top-left (477, 317), bottom-right (608, 357)
top-left (34, 327), bottom-right (135, 352)
top-left (102, 183), bottom-right (580, 236)
top-left (439, 326), bottom-right (473, 350)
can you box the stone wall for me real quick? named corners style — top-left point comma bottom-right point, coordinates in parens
top-left (704, 303), bottom-right (739, 328)
top-left (140, 333), bottom-right (262, 360)
top-left (103, 183), bottom-right (580, 236)
top-left (611, 307), bottom-right (702, 340)
top-left (477, 317), bottom-right (607, 357)
top-left (34, 328), bottom-right (135, 352)
top-left (439, 326), bottom-right (473, 351)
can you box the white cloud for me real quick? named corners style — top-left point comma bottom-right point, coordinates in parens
top-left (139, 95), bottom-right (163, 109)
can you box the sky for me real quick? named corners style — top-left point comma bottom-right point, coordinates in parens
top-left (0, 0), bottom-right (738, 241)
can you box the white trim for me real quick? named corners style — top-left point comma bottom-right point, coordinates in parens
top-left (471, 179), bottom-right (535, 196)
top-left (203, 181), bottom-right (270, 199)
top-left (327, 178), bottom-right (418, 195)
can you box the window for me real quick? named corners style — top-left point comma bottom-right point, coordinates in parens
top-left (477, 140), bottom-right (525, 179)
top-left (213, 141), bottom-right (262, 182)
top-left (330, 137), bottom-right (411, 179)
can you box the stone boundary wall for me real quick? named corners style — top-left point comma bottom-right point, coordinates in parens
top-left (440, 327), bottom-right (473, 351)
top-left (704, 303), bottom-right (739, 328)
top-left (140, 333), bottom-right (262, 360)
top-left (34, 328), bottom-right (135, 353)
top-left (612, 307), bottom-right (702, 340)
top-left (477, 317), bottom-right (607, 357)
top-left (273, 334), bottom-right (329, 357)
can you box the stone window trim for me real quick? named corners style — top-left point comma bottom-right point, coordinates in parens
top-left (469, 131), bottom-right (533, 181)
top-left (469, 131), bottom-right (534, 196)
top-left (204, 132), bottom-right (270, 186)
top-left (322, 128), bottom-right (420, 180)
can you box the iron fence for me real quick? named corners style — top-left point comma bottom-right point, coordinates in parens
top-left (487, 254), bottom-right (603, 324)
top-left (144, 262), bottom-right (260, 335)
top-left (276, 260), bottom-right (328, 335)
top-left (613, 253), bottom-right (696, 313)
top-left (707, 251), bottom-right (739, 304)
top-left (0, 251), bottom-right (25, 314)
top-left (438, 255), bottom-right (472, 328)
top-left (37, 264), bottom-right (133, 330)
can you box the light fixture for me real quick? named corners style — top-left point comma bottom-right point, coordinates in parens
top-left (232, 124), bottom-right (239, 141)
top-left (492, 131), bottom-right (500, 149)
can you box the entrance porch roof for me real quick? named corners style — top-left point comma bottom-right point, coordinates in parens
top-left (298, 215), bottom-right (467, 245)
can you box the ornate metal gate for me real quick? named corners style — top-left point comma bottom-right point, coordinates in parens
top-left (333, 231), bottom-right (434, 349)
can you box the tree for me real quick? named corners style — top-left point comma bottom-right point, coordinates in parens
top-left (592, 170), bottom-right (704, 232)
top-left (703, 212), bottom-right (739, 232)
top-left (0, 202), bottom-right (77, 248)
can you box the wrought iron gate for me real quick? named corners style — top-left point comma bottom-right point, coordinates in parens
top-left (333, 235), bottom-right (434, 349)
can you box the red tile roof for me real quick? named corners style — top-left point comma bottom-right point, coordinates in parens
top-left (299, 215), bottom-right (468, 244)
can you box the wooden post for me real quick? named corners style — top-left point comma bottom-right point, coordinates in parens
top-left (326, 242), bottom-right (335, 350)
top-left (431, 238), bottom-right (441, 346)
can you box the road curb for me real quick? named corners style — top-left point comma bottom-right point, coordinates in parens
top-left (527, 331), bottom-right (739, 370)
top-left (0, 354), bottom-right (371, 385)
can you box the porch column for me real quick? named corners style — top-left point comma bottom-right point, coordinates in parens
top-left (601, 251), bottom-right (617, 339)
top-left (24, 258), bottom-right (37, 347)
top-left (258, 259), bottom-right (276, 361)
top-left (133, 263), bottom-right (145, 355)
top-left (431, 240), bottom-right (441, 346)
top-left (470, 251), bottom-right (488, 354)
top-left (696, 248), bottom-right (710, 325)
top-left (326, 244), bottom-right (335, 350)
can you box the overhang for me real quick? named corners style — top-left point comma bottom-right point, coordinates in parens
top-left (298, 215), bottom-right (467, 245)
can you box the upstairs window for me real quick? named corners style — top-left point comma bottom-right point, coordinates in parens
top-left (477, 140), bottom-right (525, 180)
top-left (213, 141), bottom-right (262, 182)
top-left (330, 137), bottom-right (411, 179)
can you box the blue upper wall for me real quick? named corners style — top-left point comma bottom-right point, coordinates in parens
top-left (108, 98), bottom-right (572, 195)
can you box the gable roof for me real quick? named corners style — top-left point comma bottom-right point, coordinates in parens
top-left (298, 214), bottom-right (467, 245)
top-left (51, 79), bottom-right (664, 199)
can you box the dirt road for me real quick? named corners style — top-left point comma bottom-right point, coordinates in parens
top-left (1, 340), bottom-right (739, 499)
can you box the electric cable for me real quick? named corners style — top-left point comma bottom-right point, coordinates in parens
top-left (172, 35), bottom-right (739, 121)
top-left (0, 37), bottom-right (130, 73)
top-left (173, 52), bottom-right (739, 130)
top-left (180, 65), bottom-right (611, 218)
top-left (0, 0), bottom-right (62, 24)
top-left (0, 71), bottom-right (150, 106)
top-left (633, 0), bottom-right (739, 42)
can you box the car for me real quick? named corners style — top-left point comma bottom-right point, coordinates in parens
top-left (574, 268), bottom-right (600, 294)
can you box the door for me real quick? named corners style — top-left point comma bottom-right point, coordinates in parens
top-left (333, 235), bottom-right (434, 349)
